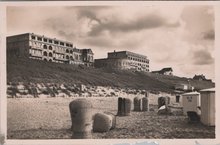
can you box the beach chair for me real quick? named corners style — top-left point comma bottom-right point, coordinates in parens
top-left (187, 111), bottom-right (200, 123)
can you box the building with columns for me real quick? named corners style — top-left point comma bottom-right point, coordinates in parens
top-left (7, 33), bottom-right (94, 66)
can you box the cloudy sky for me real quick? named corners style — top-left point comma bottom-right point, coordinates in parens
top-left (7, 5), bottom-right (215, 80)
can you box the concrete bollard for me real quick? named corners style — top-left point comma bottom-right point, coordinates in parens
top-left (145, 92), bottom-right (149, 98)
top-left (117, 97), bottom-right (132, 116)
top-left (69, 99), bottom-right (93, 139)
top-left (121, 98), bottom-right (126, 116)
top-left (165, 96), bottom-right (170, 107)
top-left (104, 112), bottom-right (116, 129)
top-left (93, 113), bottom-right (113, 132)
top-left (158, 97), bottom-right (165, 109)
top-left (134, 96), bottom-right (142, 111)
top-left (117, 97), bottom-right (123, 116)
top-left (124, 98), bottom-right (132, 116)
top-left (158, 96), bottom-right (170, 109)
top-left (142, 97), bottom-right (149, 111)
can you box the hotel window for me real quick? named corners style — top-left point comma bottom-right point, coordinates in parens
top-left (70, 44), bottom-right (73, 47)
top-left (66, 43), bottom-right (70, 47)
top-left (49, 45), bottom-right (53, 50)
top-left (60, 42), bottom-right (64, 46)
top-left (43, 51), bottom-right (47, 56)
top-left (43, 38), bottom-right (48, 42)
top-left (37, 37), bottom-right (42, 41)
top-left (54, 41), bottom-right (59, 44)
top-left (31, 36), bottom-right (36, 40)
top-left (43, 45), bottom-right (47, 49)
top-left (49, 52), bottom-right (53, 57)
top-left (49, 39), bottom-right (52, 43)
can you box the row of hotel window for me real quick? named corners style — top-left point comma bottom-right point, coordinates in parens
top-left (127, 56), bottom-right (149, 63)
top-left (29, 49), bottom-right (93, 61)
top-left (107, 63), bottom-right (149, 71)
top-left (31, 44), bottom-right (81, 54)
top-left (127, 62), bottom-right (149, 67)
top-left (29, 57), bottom-right (84, 64)
top-left (29, 49), bottom-right (82, 60)
top-left (31, 35), bottom-right (73, 47)
top-left (102, 61), bottom-right (149, 68)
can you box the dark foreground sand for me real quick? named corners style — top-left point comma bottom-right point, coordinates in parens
top-left (7, 97), bottom-right (215, 139)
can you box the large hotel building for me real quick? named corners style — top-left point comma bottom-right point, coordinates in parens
top-left (7, 33), bottom-right (149, 71)
top-left (7, 33), bottom-right (94, 66)
top-left (95, 51), bottom-right (150, 72)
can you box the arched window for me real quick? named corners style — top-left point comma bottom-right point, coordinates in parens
top-left (49, 45), bottom-right (53, 50)
top-left (29, 49), bottom-right (32, 54)
top-left (66, 49), bottom-right (69, 53)
top-left (66, 55), bottom-right (69, 59)
top-left (70, 56), bottom-right (73, 60)
top-left (49, 59), bottom-right (52, 62)
top-left (43, 51), bottom-right (47, 56)
top-left (49, 52), bottom-right (53, 57)
top-left (43, 45), bottom-right (47, 49)
top-left (70, 50), bottom-right (73, 54)
top-left (43, 58), bottom-right (47, 61)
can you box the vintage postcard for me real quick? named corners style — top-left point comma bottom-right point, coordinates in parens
top-left (0, 1), bottom-right (220, 145)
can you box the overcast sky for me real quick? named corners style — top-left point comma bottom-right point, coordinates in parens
top-left (7, 5), bottom-right (215, 80)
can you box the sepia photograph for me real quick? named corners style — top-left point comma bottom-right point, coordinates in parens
top-left (0, 2), bottom-right (218, 144)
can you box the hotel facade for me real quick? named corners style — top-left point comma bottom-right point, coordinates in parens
top-left (95, 51), bottom-right (150, 72)
top-left (7, 33), bottom-right (94, 66)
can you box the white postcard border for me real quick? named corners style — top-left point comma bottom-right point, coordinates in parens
top-left (1, 1), bottom-right (220, 145)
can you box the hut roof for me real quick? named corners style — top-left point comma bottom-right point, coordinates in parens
top-left (182, 91), bottom-right (200, 96)
top-left (200, 88), bottom-right (215, 92)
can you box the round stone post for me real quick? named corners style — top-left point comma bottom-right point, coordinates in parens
top-left (165, 96), bottom-right (170, 107)
top-left (104, 112), bottom-right (116, 129)
top-left (142, 97), bottom-right (149, 111)
top-left (134, 96), bottom-right (142, 111)
top-left (124, 98), bottom-right (132, 116)
top-left (117, 97), bottom-right (123, 116)
top-left (121, 98), bottom-right (126, 116)
top-left (145, 92), bottom-right (149, 98)
top-left (69, 99), bottom-right (93, 139)
top-left (158, 97), bottom-right (165, 109)
top-left (93, 113), bottom-right (113, 132)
